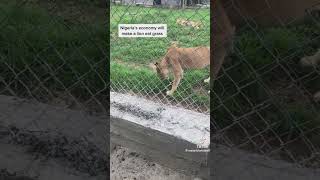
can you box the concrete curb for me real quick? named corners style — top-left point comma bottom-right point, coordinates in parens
top-left (110, 92), bottom-right (210, 178)
top-left (110, 92), bottom-right (210, 148)
top-left (111, 116), bottom-right (209, 179)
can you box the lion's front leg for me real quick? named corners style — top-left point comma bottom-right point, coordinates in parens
top-left (166, 66), bottom-right (183, 96)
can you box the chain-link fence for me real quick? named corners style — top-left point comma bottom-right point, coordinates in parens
top-left (212, 0), bottom-right (320, 177)
top-left (110, 0), bottom-right (211, 114)
top-left (0, 1), bottom-right (108, 179)
top-left (3, 0), bottom-right (320, 179)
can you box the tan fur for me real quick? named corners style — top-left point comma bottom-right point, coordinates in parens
top-left (212, 0), bottom-right (236, 79)
top-left (176, 18), bottom-right (202, 29)
top-left (151, 42), bottom-right (210, 96)
top-left (151, 0), bottom-right (235, 96)
top-left (201, 0), bottom-right (235, 94)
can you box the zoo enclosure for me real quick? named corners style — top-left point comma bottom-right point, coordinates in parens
top-left (213, 0), bottom-right (320, 175)
top-left (110, 1), bottom-right (211, 113)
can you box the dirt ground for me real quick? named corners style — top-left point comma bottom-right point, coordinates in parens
top-left (0, 126), bottom-right (107, 180)
top-left (0, 95), bottom-right (198, 180)
top-left (111, 145), bottom-right (199, 180)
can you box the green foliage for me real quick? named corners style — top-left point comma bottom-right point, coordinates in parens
top-left (236, 27), bottom-right (303, 68)
top-left (78, 0), bottom-right (102, 6)
top-left (263, 28), bottom-right (301, 55)
top-left (0, 3), bottom-right (107, 98)
top-left (265, 104), bottom-right (319, 137)
top-left (215, 21), bottom-right (320, 135)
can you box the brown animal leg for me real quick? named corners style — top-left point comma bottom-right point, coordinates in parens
top-left (167, 65), bottom-right (183, 96)
top-left (212, 0), bottom-right (235, 80)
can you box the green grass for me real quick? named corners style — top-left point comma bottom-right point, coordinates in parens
top-left (0, 3), bottom-right (107, 101)
top-left (213, 17), bottom-right (320, 138)
top-left (111, 62), bottom-right (209, 106)
top-left (111, 5), bottom-right (210, 63)
top-left (110, 5), bottom-right (210, 111)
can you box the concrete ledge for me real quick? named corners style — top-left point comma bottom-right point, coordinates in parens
top-left (110, 92), bottom-right (210, 148)
top-left (2, 95), bottom-right (320, 179)
top-left (110, 92), bottom-right (210, 178)
top-left (111, 116), bottom-right (209, 178)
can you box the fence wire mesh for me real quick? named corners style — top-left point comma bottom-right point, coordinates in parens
top-left (110, 0), bottom-right (211, 114)
top-left (212, 0), bottom-right (320, 174)
top-left (2, 0), bottom-right (320, 179)
top-left (0, 1), bottom-right (108, 179)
